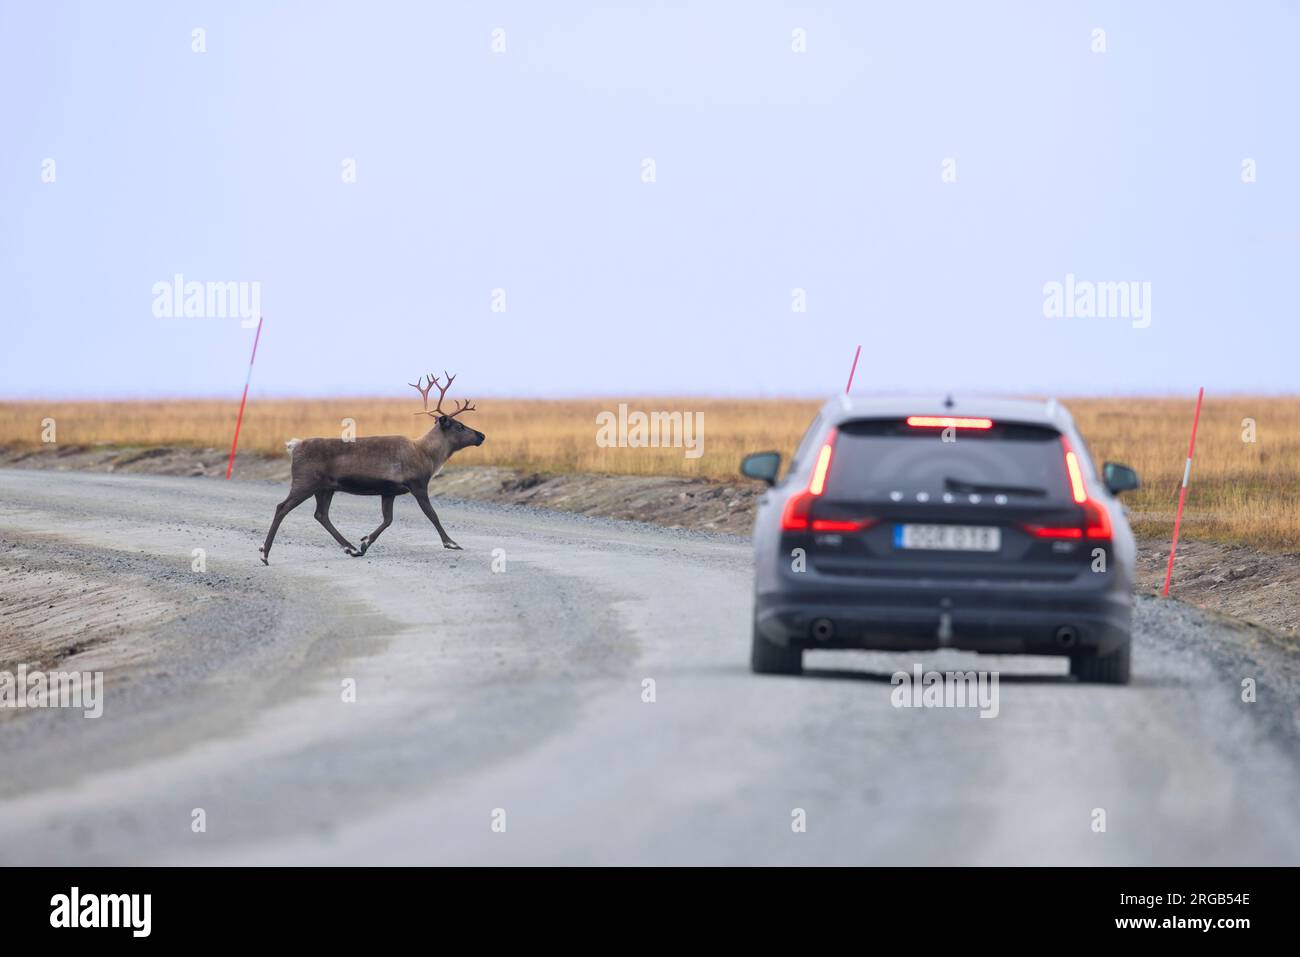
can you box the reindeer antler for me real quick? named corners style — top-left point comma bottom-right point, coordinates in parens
top-left (409, 374), bottom-right (437, 412)
top-left (411, 370), bottom-right (477, 418)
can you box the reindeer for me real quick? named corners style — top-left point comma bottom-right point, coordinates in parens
top-left (259, 372), bottom-right (485, 564)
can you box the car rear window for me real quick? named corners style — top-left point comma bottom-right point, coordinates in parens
top-left (824, 419), bottom-right (1070, 501)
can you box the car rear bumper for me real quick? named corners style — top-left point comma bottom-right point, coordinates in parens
top-left (755, 584), bottom-right (1131, 656)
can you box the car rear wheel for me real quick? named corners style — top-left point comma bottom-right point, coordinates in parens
top-left (1070, 640), bottom-right (1131, 685)
top-left (751, 623), bottom-right (802, 675)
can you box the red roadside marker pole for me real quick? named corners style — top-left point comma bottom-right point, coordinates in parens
top-left (845, 344), bottom-right (861, 394)
top-left (225, 316), bottom-right (264, 480)
top-left (1161, 387), bottom-right (1205, 596)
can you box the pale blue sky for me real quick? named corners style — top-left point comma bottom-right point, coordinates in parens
top-left (2, 1), bottom-right (1296, 398)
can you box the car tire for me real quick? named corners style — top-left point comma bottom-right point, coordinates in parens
top-left (751, 623), bottom-right (802, 675)
top-left (1070, 639), bottom-right (1131, 685)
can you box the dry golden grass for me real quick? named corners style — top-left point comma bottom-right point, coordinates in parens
top-left (2, 395), bottom-right (1297, 550)
top-left (1069, 397), bottom-right (1300, 551)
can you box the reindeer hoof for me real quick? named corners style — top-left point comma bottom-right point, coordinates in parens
top-left (259, 546), bottom-right (269, 566)
top-left (443, 540), bottom-right (462, 550)
top-left (344, 545), bottom-right (363, 557)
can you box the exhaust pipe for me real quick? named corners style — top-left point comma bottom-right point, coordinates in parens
top-left (810, 618), bottom-right (835, 642)
top-left (1055, 625), bottom-right (1079, 649)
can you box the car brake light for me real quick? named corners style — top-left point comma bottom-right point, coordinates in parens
top-left (906, 416), bottom-right (993, 430)
top-left (1019, 437), bottom-right (1111, 540)
top-left (782, 429), bottom-right (837, 531)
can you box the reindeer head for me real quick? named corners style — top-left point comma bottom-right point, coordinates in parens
top-left (410, 371), bottom-right (485, 453)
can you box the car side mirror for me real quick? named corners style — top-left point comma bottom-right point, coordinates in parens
top-left (740, 451), bottom-right (782, 486)
top-left (1103, 462), bottom-right (1140, 495)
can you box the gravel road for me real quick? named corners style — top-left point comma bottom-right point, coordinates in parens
top-left (1, 468), bottom-right (1298, 865)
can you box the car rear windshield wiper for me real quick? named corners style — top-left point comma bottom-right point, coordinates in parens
top-left (944, 477), bottom-right (1048, 497)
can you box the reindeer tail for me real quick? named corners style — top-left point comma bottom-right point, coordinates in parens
top-left (285, 438), bottom-right (303, 456)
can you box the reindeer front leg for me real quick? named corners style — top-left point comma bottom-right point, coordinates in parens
top-left (410, 485), bottom-right (461, 549)
top-left (261, 487), bottom-right (313, 564)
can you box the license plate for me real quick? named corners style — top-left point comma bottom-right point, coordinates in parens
top-left (894, 524), bottom-right (1001, 552)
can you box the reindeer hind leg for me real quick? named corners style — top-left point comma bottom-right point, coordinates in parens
top-left (356, 495), bottom-right (395, 556)
top-left (313, 490), bottom-right (361, 556)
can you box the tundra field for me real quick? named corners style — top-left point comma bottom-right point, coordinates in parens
top-left (1, 396), bottom-right (1297, 550)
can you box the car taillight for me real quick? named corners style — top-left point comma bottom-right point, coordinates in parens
top-left (781, 491), bottom-right (815, 531)
top-left (811, 518), bottom-right (878, 532)
top-left (1019, 436), bottom-right (1112, 541)
top-left (1063, 448), bottom-right (1087, 503)
top-left (906, 415), bottom-right (994, 430)
top-left (782, 429), bottom-right (837, 531)
top-left (1080, 497), bottom-right (1112, 539)
top-left (809, 438), bottom-right (834, 494)
top-left (1021, 524), bottom-right (1084, 539)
